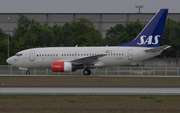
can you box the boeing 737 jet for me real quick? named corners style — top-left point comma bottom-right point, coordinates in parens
top-left (6, 9), bottom-right (170, 75)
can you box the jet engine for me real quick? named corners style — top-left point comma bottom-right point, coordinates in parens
top-left (52, 62), bottom-right (72, 72)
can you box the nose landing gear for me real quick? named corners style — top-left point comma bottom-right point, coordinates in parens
top-left (26, 70), bottom-right (30, 75)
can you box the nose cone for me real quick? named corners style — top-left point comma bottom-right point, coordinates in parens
top-left (6, 57), bottom-right (14, 65)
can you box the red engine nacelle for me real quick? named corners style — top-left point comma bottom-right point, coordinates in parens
top-left (52, 62), bottom-right (72, 72)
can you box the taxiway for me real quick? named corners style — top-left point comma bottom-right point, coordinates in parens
top-left (0, 86), bottom-right (180, 95)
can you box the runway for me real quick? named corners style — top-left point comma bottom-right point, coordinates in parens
top-left (0, 86), bottom-right (180, 95)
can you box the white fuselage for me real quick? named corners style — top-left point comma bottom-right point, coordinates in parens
top-left (7, 46), bottom-right (161, 70)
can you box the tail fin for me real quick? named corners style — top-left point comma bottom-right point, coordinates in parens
top-left (117, 9), bottom-right (168, 47)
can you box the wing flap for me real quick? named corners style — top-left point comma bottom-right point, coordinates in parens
top-left (70, 54), bottom-right (106, 64)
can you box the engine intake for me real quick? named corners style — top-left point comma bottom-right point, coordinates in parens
top-left (52, 62), bottom-right (72, 72)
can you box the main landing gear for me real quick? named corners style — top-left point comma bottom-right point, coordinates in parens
top-left (26, 70), bottom-right (30, 75)
top-left (83, 69), bottom-right (91, 75)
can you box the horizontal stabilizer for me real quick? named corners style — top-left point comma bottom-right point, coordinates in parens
top-left (145, 45), bottom-right (171, 52)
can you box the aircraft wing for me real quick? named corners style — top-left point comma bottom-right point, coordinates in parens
top-left (70, 54), bottom-right (106, 64)
top-left (145, 45), bottom-right (171, 52)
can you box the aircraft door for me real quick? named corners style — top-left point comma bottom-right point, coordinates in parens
top-left (29, 50), bottom-right (35, 61)
top-left (128, 49), bottom-right (133, 60)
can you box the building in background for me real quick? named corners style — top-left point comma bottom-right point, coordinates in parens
top-left (0, 13), bottom-right (180, 38)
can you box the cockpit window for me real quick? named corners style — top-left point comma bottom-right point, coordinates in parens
top-left (15, 54), bottom-right (23, 57)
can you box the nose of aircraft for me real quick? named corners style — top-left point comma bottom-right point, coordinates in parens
top-left (6, 57), bottom-right (14, 65)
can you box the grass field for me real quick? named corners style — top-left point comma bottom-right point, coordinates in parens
top-left (0, 95), bottom-right (180, 113)
top-left (0, 76), bottom-right (180, 86)
top-left (1, 77), bottom-right (180, 113)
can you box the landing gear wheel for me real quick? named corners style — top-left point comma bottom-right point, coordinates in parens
top-left (26, 71), bottom-right (30, 75)
top-left (83, 70), bottom-right (91, 75)
top-left (88, 70), bottom-right (91, 75)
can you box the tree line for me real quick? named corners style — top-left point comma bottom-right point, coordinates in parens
top-left (0, 15), bottom-right (180, 64)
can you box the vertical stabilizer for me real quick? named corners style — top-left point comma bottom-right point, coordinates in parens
top-left (117, 9), bottom-right (168, 47)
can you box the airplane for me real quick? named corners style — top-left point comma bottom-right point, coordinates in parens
top-left (6, 9), bottom-right (170, 75)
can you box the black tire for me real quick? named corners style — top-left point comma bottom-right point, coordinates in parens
top-left (26, 71), bottom-right (30, 75)
top-left (83, 70), bottom-right (91, 75)
top-left (88, 70), bottom-right (91, 75)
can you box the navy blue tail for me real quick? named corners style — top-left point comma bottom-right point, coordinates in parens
top-left (117, 9), bottom-right (168, 47)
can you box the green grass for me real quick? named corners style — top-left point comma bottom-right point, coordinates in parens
top-left (1, 77), bottom-right (180, 86)
top-left (0, 95), bottom-right (180, 113)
